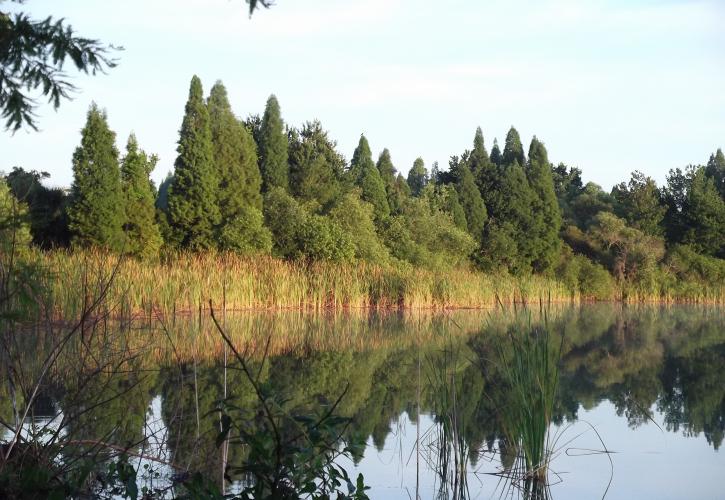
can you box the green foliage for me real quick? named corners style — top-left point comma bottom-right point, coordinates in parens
top-left (456, 165), bottom-right (487, 241)
top-left (705, 148), bottom-right (725, 198)
top-left (556, 245), bottom-right (614, 300)
top-left (611, 170), bottom-right (666, 236)
top-left (526, 137), bottom-right (562, 273)
top-left (489, 138), bottom-right (502, 167)
top-left (5, 167), bottom-right (70, 248)
top-left (120, 134), bottom-right (162, 259)
top-left (288, 121), bottom-right (344, 209)
top-left (481, 160), bottom-right (537, 275)
top-left (436, 184), bottom-right (467, 231)
top-left (0, 180), bottom-right (32, 255)
top-left (569, 182), bottom-right (614, 230)
top-left (167, 75), bottom-right (221, 250)
top-left (681, 168), bottom-right (725, 258)
top-left (381, 197), bottom-right (475, 269)
top-left (0, 7), bottom-right (117, 131)
top-left (350, 135), bottom-right (390, 220)
top-left (67, 103), bottom-right (125, 251)
top-left (406, 157), bottom-right (428, 197)
top-left (328, 191), bottom-right (390, 263)
top-left (208, 81), bottom-right (270, 253)
top-left (258, 94), bottom-right (289, 192)
top-left (264, 188), bottom-right (353, 261)
top-left (588, 212), bottom-right (665, 294)
top-left (502, 126), bottom-right (525, 167)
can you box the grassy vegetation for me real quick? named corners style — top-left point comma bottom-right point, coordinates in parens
top-left (40, 250), bottom-right (576, 316)
top-left (29, 250), bottom-right (724, 321)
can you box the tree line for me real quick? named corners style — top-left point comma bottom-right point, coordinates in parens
top-left (3, 75), bottom-right (724, 296)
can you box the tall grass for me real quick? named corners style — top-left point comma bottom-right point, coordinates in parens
top-left (39, 250), bottom-right (575, 317)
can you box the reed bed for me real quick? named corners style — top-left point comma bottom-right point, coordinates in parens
top-left (39, 250), bottom-right (576, 317)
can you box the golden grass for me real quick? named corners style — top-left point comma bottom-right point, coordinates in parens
top-left (39, 250), bottom-right (576, 318)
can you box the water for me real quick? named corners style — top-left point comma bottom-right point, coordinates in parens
top-left (3, 304), bottom-right (724, 498)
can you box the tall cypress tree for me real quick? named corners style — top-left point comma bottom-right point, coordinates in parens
top-left (502, 126), bottom-right (525, 167)
top-left (259, 94), bottom-right (289, 192)
top-left (167, 75), bottom-right (220, 250)
top-left (490, 138), bottom-right (502, 167)
top-left (469, 127), bottom-right (490, 179)
top-left (705, 148), bottom-right (725, 198)
top-left (526, 137), bottom-right (562, 272)
top-left (208, 81), bottom-right (269, 252)
top-left (120, 134), bottom-right (162, 259)
top-left (350, 135), bottom-right (390, 220)
top-left (456, 164), bottom-right (487, 241)
top-left (67, 103), bottom-right (125, 251)
top-left (288, 120), bottom-right (344, 209)
top-left (376, 148), bottom-right (402, 213)
top-left (407, 157), bottom-right (428, 197)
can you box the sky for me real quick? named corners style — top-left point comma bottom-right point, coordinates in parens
top-left (1, 0), bottom-right (724, 190)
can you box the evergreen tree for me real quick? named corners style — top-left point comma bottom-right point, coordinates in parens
top-left (120, 134), bottom-right (163, 259)
top-left (490, 138), bottom-right (502, 167)
top-left (350, 135), bottom-right (390, 220)
top-left (469, 127), bottom-right (491, 180)
top-left (526, 137), bottom-right (562, 272)
top-left (456, 165), bottom-right (487, 241)
top-left (482, 160), bottom-right (537, 274)
top-left (67, 103), bottom-right (125, 251)
top-left (407, 157), bottom-right (428, 197)
top-left (682, 168), bottom-right (725, 257)
top-left (705, 148), bottom-right (725, 198)
top-left (288, 121), bottom-right (344, 209)
top-left (259, 94), bottom-right (289, 192)
top-left (439, 185), bottom-right (467, 231)
top-left (376, 148), bottom-right (397, 188)
top-left (502, 127), bottom-right (525, 167)
top-left (388, 173), bottom-right (411, 215)
top-left (207, 82), bottom-right (269, 253)
top-left (611, 170), bottom-right (666, 236)
top-left (167, 75), bottom-right (220, 250)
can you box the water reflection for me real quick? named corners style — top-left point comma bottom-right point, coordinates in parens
top-left (2, 304), bottom-right (724, 498)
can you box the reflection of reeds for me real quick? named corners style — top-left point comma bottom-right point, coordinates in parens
top-left (423, 342), bottom-right (471, 500)
top-left (496, 322), bottom-right (562, 497)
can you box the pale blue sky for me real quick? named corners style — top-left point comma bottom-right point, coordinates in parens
top-left (1, 0), bottom-right (723, 190)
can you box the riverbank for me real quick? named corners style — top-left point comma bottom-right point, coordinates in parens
top-left (34, 251), bottom-right (725, 317)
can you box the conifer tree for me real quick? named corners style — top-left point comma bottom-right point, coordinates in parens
top-left (288, 121), bottom-right (344, 209)
top-left (705, 148), bottom-right (725, 198)
top-left (67, 103), bottom-right (125, 251)
top-left (207, 82), bottom-right (270, 252)
top-left (120, 134), bottom-right (163, 259)
top-left (502, 126), bottom-right (525, 167)
top-left (350, 135), bottom-right (390, 220)
top-left (682, 168), bottom-right (725, 257)
top-left (456, 165), bottom-right (487, 241)
top-left (469, 127), bottom-right (491, 179)
top-left (490, 138), bottom-right (502, 167)
top-left (482, 160), bottom-right (537, 274)
top-left (259, 94), bottom-right (289, 192)
top-left (526, 137), bottom-right (562, 272)
top-left (376, 148), bottom-right (397, 188)
top-left (407, 157), bottom-right (428, 197)
top-left (167, 75), bottom-right (220, 250)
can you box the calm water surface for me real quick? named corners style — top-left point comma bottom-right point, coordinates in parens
top-left (6, 304), bottom-right (724, 498)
